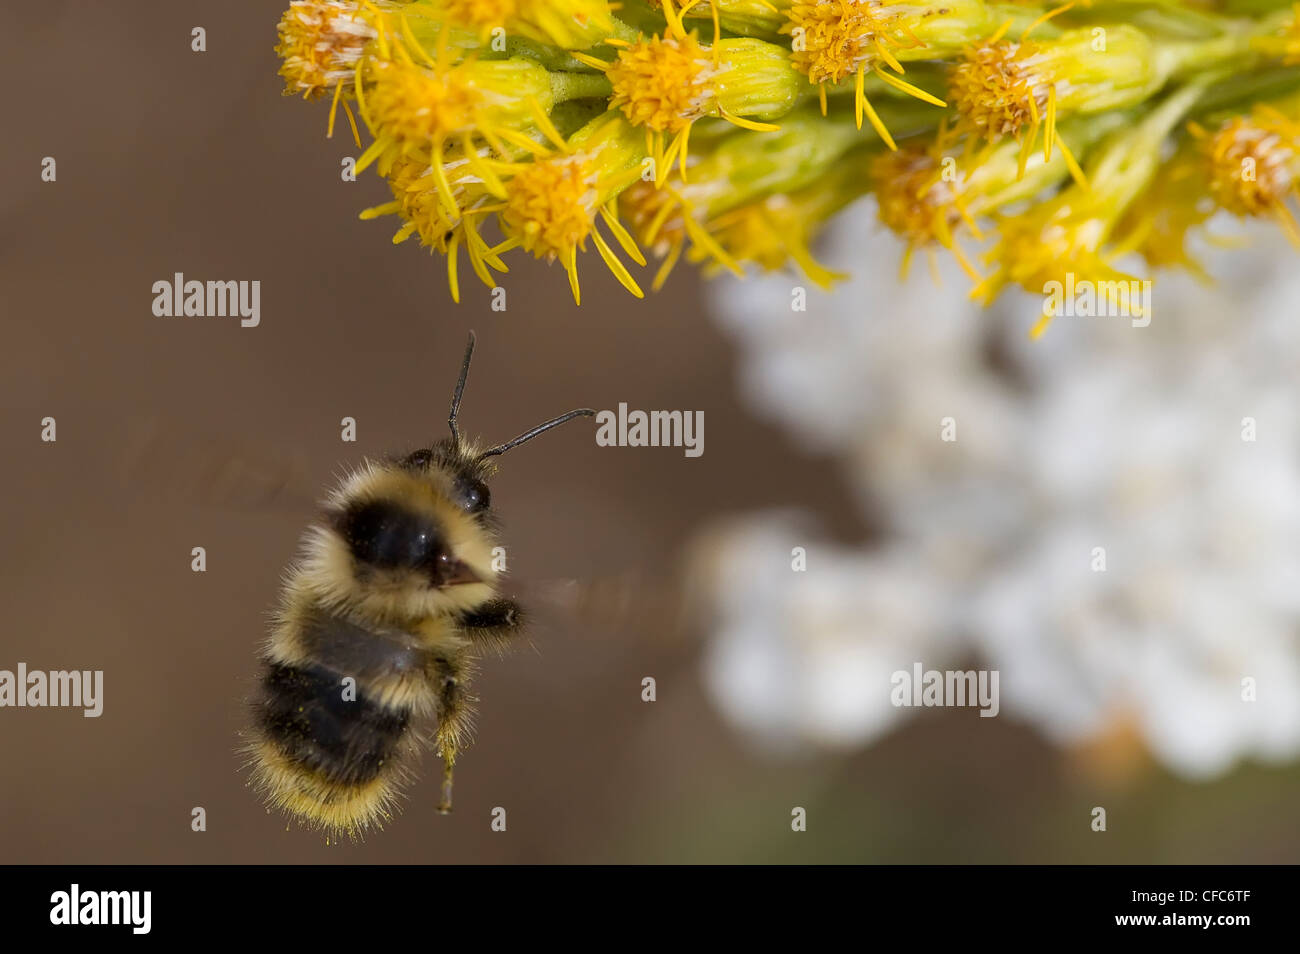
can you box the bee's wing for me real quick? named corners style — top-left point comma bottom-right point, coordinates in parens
top-left (502, 572), bottom-right (689, 642)
top-left (117, 415), bottom-right (324, 515)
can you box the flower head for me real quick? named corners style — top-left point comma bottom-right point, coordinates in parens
top-left (606, 33), bottom-right (722, 134)
top-left (870, 111), bottom-right (1128, 281)
top-left (949, 38), bottom-right (1049, 141)
top-left (619, 177), bottom-right (721, 289)
top-left (354, 52), bottom-right (565, 228)
top-left (783, 0), bottom-right (922, 85)
top-left (276, 0), bottom-right (380, 99)
top-left (358, 55), bottom-right (555, 163)
top-left (497, 114), bottom-right (649, 302)
top-left (504, 156), bottom-right (599, 259)
top-left (981, 200), bottom-right (1139, 327)
top-left (572, 5), bottom-right (796, 182)
top-left (949, 24), bottom-right (1158, 183)
top-left (362, 58), bottom-right (487, 150)
top-left (1198, 105), bottom-right (1300, 242)
top-left (360, 150), bottom-right (511, 303)
top-left (779, 0), bottom-right (972, 147)
top-left (872, 140), bottom-right (985, 280)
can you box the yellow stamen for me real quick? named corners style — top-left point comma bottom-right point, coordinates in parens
top-left (1020, 1), bottom-right (1074, 41)
top-left (447, 232), bottom-right (462, 303)
top-left (873, 67), bottom-right (946, 108)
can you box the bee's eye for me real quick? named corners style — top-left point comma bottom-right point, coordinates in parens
top-left (401, 449), bottom-right (434, 470)
top-left (453, 475), bottom-right (490, 514)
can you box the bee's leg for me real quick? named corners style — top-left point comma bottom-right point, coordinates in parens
top-left (431, 655), bottom-right (472, 814)
top-left (457, 597), bottom-right (524, 652)
top-left (437, 740), bottom-right (457, 816)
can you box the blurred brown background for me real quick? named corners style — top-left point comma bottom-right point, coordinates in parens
top-left (1, 2), bottom-right (1296, 863)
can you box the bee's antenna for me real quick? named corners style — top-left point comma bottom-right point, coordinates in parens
top-left (479, 408), bottom-right (596, 459)
top-left (448, 331), bottom-right (476, 449)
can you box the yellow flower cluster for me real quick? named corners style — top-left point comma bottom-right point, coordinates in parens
top-left (275, 0), bottom-right (1300, 330)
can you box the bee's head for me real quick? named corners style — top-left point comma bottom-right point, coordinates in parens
top-left (399, 444), bottom-right (492, 517)
top-left (317, 333), bottom-right (593, 620)
top-left (332, 494), bottom-right (485, 589)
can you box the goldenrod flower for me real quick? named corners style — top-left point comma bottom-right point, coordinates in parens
top-left (621, 106), bottom-right (911, 286)
top-left (872, 110), bottom-right (1128, 279)
top-left (975, 81), bottom-right (1210, 336)
top-left (1195, 103), bottom-right (1300, 243)
top-left (621, 178), bottom-right (717, 289)
top-left (357, 56), bottom-right (547, 165)
top-left (355, 48), bottom-right (610, 219)
top-left (1121, 92), bottom-right (1300, 273)
top-left (979, 205), bottom-right (1140, 338)
top-left (360, 149), bottom-right (514, 303)
top-left (624, 155), bottom-right (855, 290)
top-left (573, 2), bottom-right (799, 182)
top-left (275, 0), bottom-right (1300, 314)
top-left (950, 23), bottom-right (1164, 182)
top-left (496, 113), bottom-right (649, 303)
top-left (277, 0), bottom-right (382, 99)
top-left (872, 137), bottom-right (983, 280)
top-left (277, 0), bottom-right (398, 144)
top-left (779, 0), bottom-right (978, 147)
top-left (358, 103), bottom-right (610, 303)
top-left (951, 14), bottom-right (1260, 180)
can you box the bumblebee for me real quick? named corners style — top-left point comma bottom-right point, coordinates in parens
top-left (244, 332), bottom-right (593, 837)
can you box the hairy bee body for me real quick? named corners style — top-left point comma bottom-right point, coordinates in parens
top-left (244, 335), bottom-right (587, 838)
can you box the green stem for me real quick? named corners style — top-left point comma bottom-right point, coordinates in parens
top-left (608, 17), bottom-right (644, 45)
top-left (1157, 29), bottom-right (1257, 80)
top-left (1091, 75), bottom-right (1217, 193)
top-left (550, 70), bottom-right (613, 103)
top-left (1192, 66), bottom-right (1300, 119)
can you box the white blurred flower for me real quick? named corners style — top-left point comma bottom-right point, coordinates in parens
top-left (692, 513), bottom-right (957, 752)
top-left (698, 205), bottom-right (1300, 776)
top-left (714, 204), bottom-right (1030, 577)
